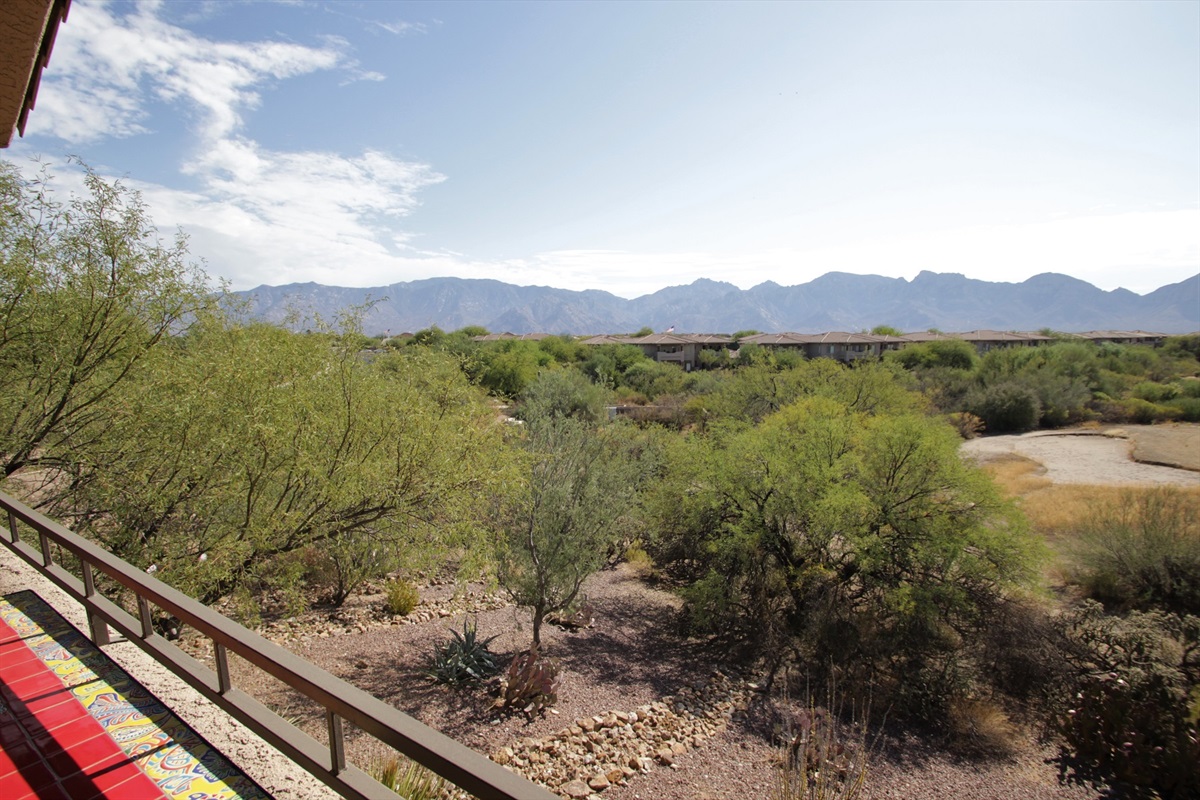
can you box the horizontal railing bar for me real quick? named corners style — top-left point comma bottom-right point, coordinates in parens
top-left (0, 491), bottom-right (556, 800)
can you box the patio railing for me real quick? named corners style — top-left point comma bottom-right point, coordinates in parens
top-left (0, 491), bottom-right (556, 800)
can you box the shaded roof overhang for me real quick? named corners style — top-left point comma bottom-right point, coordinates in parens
top-left (1, 0), bottom-right (70, 147)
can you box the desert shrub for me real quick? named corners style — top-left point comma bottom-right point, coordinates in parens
top-left (888, 339), bottom-right (979, 371)
top-left (1176, 377), bottom-right (1200, 398)
top-left (1115, 397), bottom-right (1181, 424)
top-left (323, 532), bottom-right (399, 607)
top-left (500, 646), bottom-right (561, 714)
top-left (773, 683), bottom-right (871, 800)
top-left (517, 368), bottom-right (609, 424)
top-left (1071, 487), bottom-right (1200, 615)
top-left (623, 541), bottom-right (654, 577)
top-left (1165, 396), bottom-right (1200, 422)
top-left (648, 398), bottom-right (1041, 722)
top-left (978, 595), bottom-right (1075, 708)
top-left (965, 382), bottom-right (1041, 433)
top-left (1056, 603), bottom-right (1199, 799)
top-left (947, 699), bottom-right (1021, 759)
top-left (372, 754), bottom-right (452, 800)
top-left (384, 578), bottom-right (420, 616)
top-left (427, 620), bottom-right (500, 686)
top-left (1132, 381), bottom-right (1179, 403)
top-left (945, 411), bottom-right (984, 439)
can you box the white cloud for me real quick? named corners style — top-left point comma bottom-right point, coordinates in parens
top-left (372, 20), bottom-right (428, 36)
top-left (27, 0), bottom-right (449, 294)
top-left (37, 0), bottom-right (342, 143)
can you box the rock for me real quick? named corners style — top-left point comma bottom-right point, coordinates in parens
top-left (670, 740), bottom-right (688, 755)
top-left (492, 747), bottom-right (513, 765)
top-left (605, 768), bottom-right (625, 784)
top-left (656, 747), bottom-right (674, 766)
top-left (561, 779), bottom-right (591, 798)
top-left (588, 773), bottom-right (610, 791)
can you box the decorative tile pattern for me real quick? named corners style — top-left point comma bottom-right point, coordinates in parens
top-left (0, 591), bottom-right (271, 800)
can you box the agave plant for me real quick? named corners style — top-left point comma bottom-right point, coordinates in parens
top-left (426, 619), bottom-right (500, 686)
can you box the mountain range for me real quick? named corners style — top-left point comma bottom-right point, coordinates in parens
top-left (235, 271), bottom-right (1200, 336)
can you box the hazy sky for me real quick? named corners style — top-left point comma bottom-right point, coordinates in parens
top-left (9, 0), bottom-right (1199, 298)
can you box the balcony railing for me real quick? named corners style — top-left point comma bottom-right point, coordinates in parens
top-left (0, 491), bottom-right (557, 800)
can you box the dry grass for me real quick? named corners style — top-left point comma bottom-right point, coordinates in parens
top-left (982, 453), bottom-right (1200, 560)
top-left (946, 699), bottom-right (1021, 759)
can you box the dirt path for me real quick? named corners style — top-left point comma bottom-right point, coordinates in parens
top-left (961, 424), bottom-right (1200, 487)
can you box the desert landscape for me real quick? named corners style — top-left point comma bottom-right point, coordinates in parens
top-left (2, 423), bottom-right (1196, 800)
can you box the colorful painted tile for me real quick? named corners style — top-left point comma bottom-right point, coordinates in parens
top-left (0, 591), bottom-right (271, 800)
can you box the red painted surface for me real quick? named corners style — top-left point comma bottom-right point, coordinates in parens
top-left (0, 613), bottom-right (167, 800)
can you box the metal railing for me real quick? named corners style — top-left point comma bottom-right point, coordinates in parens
top-left (0, 491), bottom-right (556, 800)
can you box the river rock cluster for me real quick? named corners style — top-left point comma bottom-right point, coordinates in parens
top-left (491, 670), bottom-right (754, 799)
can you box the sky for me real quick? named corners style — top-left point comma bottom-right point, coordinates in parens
top-left (7, 0), bottom-right (1199, 299)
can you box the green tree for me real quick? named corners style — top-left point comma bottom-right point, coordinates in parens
top-left (887, 339), bottom-right (978, 371)
top-left (58, 318), bottom-right (501, 606)
top-left (475, 339), bottom-right (553, 397)
top-left (871, 324), bottom-right (904, 336)
top-left (492, 416), bottom-right (643, 647)
top-left (0, 161), bottom-right (211, 479)
top-left (518, 369), bottom-right (608, 424)
top-left (646, 396), bottom-right (1038, 712)
top-left (581, 344), bottom-right (647, 387)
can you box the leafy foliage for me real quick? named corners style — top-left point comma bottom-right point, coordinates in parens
top-left (0, 160), bottom-right (211, 479)
top-left (427, 620), bottom-right (501, 686)
top-left (384, 579), bottom-right (420, 616)
top-left (53, 320), bottom-right (502, 605)
top-left (646, 386), bottom-right (1040, 717)
top-left (965, 381), bottom-right (1041, 433)
top-left (492, 414), bottom-right (646, 647)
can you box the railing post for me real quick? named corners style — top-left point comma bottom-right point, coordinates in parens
top-left (81, 562), bottom-right (111, 646)
top-left (39, 530), bottom-right (53, 567)
top-left (6, 510), bottom-right (18, 544)
top-left (327, 711), bottom-right (346, 775)
top-left (215, 642), bottom-right (231, 695)
top-left (137, 595), bottom-right (154, 639)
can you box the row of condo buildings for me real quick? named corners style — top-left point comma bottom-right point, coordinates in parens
top-left (472, 330), bottom-right (1176, 371)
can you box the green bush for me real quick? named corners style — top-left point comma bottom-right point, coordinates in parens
top-left (965, 382), bottom-right (1041, 433)
top-left (384, 578), bottom-right (420, 616)
top-left (1166, 397), bottom-right (1200, 422)
top-left (1116, 397), bottom-right (1182, 425)
top-left (1132, 381), bottom-right (1179, 403)
top-left (426, 620), bottom-right (500, 686)
top-left (1071, 488), bottom-right (1200, 615)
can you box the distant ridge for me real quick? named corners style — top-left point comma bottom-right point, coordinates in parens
top-left (235, 271), bottom-right (1200, 335)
